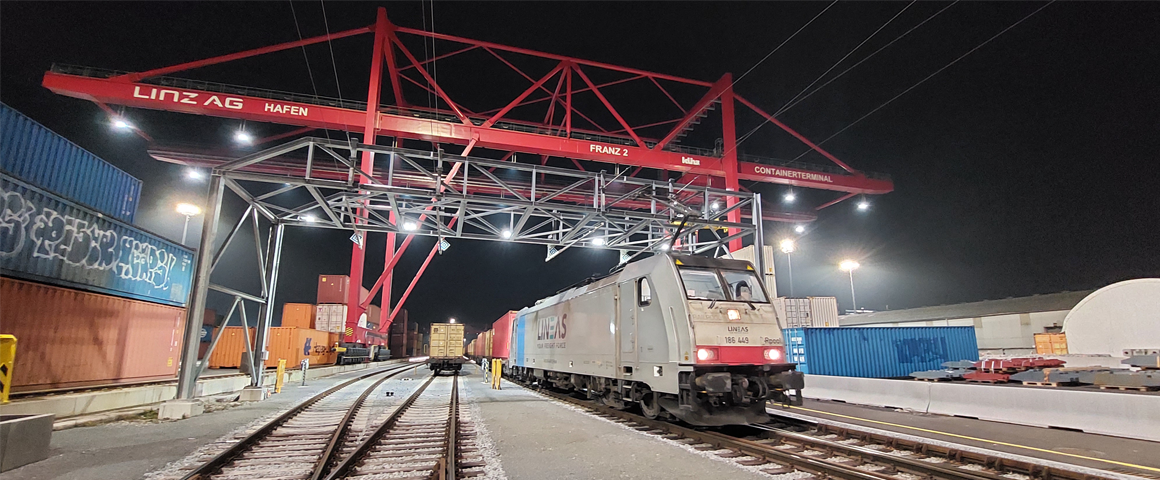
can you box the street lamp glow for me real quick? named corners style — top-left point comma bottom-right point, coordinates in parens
top-left (500, 229), bottom-right (513, 239)
top-left (794, 224), bottom-right (805, 234)
top-left (112, 118), bottom-right (132, 130)
top-left (784, 192), bottom-right (796, 203)
top-left (186, 168), bottom-right (204, 180)
top-left (591, 237), bottom-right (606, 247)
top-left (779, 238), bottom-right (795, 254)
top-left (710, 201), bottom-right (720, 211)
top-left (449, 318), bottom-right (456, 323)
top-left (403, 221), bottom-right (418, 231)
top-left (857, 200), bottom-right (870, 211)
top-left (839, 260), bottom-right (860, 272)
top-left (175, 203), bottom-right (202, 245)
top-left (234, 130), bottom-right (254, 145)
top-left (840, 259), bottom-right (861, 311)
top-left (175, 203), bottom-right (202, 217)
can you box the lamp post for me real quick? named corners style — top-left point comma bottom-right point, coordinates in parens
top-left (839, 260), bottom-right (860, 312)
top-left (779, 238), bottom-right (796, 296)
top-left (175, 203), bottom-right (202, 245)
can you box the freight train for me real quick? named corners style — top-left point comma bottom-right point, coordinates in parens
top-left (504, 253), bottom-right (804, 426)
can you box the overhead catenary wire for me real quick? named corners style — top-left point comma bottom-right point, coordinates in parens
top-left (791, 0), bottom-right (1055, 161)
top-left (288, 0), bottom-right (334, 144)
top-left (775, 1), bottom-right (959, 119)
top-left (318, 0), bottom-right (353, 144)
top-left (735, 1), bottom-right (920, 149)
top-left (732, 0), bottom-right (839, 86)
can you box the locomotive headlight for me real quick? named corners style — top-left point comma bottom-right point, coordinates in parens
top-left (764, 348), bottom-right (783, 361)
top-left (727, 309), bottom-right (740, 320)
top-left (696, 348), bottom-right (717, 361)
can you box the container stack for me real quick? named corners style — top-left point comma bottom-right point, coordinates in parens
top-left (776, 297), bottom-right (840, 328)
top-left (784, 326), bottom-right (980, 378)
top-left (0, 104), bottom-right (199, 392)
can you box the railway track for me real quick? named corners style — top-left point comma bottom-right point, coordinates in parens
top-left (523, 382), bottom-right (1123, 480)
top-left (324, 373), bottom-right (482, 480)
top-left (181, 363), bottom-right (417, 480)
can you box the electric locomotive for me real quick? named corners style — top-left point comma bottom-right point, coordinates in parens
top-left (505, 253), bottom-right (803, 426)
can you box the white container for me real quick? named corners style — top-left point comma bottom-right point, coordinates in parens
top-left (809, 297), bottom-right (840, 327)
top-left (782, 297), bottom-right (813, 328)
top-left (314, 304), bottom-right (347, 333)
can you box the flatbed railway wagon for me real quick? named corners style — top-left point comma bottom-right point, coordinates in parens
top-left (505, 254), bottom-right (804, 426)
top-left (428, 322), bottom-right (466, 375)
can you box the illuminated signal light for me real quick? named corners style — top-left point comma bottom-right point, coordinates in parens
top-left (727, 309), bottom-right (740, 320)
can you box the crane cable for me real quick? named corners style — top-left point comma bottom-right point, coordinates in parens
top-left (733, 1), bottom-right (839, 86)
top-left (319, 0), bottom-right (353, 145)
top-left (735, 1), bottom-right (922, 149)
top-left (791, 0), bottom-right (1055, 162)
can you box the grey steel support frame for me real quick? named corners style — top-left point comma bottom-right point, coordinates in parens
top-left (251, 223), bottom-right (285, 388)
top-left (174, 137), bottom-right (769, 400)
top-left (177, 174), bottom-right (225, 400)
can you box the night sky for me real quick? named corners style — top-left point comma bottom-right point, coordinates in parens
top-left (3, 2), bottom-right (1158, 334)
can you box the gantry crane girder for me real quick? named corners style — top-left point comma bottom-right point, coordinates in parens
top-left (39, 7), bottom-right (893, 345)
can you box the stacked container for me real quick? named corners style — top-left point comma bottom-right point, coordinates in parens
top-left (778, 297), bottom-right (840, 328)
top-left (784, 326), bottom-right (979, 378)
top-left (1, 103), bottom-right (141, 223)
top-left (281, 303), bottom-right (316, 329)
top-left (0, 105), bottom-right (201, 392)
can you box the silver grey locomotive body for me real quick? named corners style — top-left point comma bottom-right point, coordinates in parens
top-left (506, 253), bottom-right (803, 425)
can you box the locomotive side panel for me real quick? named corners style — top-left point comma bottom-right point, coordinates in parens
top-left (516, 285), bottom-right (618, 380)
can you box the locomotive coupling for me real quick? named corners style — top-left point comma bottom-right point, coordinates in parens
top-left (694, 372), bottom-right (734, 393)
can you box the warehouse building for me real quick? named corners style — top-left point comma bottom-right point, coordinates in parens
top-left (839, 290), bottom-right (1093, 355)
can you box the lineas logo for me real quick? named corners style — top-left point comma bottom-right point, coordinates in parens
top-left (537, 314), bottom-right (568, 340)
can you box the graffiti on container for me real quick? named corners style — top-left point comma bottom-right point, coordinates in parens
top-left (0, 182), bottom-right (191, 294)
top-left (893, 338), bottom-right (949, 364)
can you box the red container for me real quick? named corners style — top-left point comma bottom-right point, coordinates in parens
top-left (316, 275), bottom-right (370, 305)
top-left (491, 311), bottom-right (517, 359)
top-left (1, 277), bottom-right (186, 392)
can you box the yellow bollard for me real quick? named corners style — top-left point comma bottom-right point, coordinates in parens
top-left (274, 359), bottom-right (287, 394)
top-left (491, 359), bottom-right (502, 390)
top-left (0, 335), bottom-right (16, 403)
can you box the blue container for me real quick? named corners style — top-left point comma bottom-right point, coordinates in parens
top-left (0, 173), bottom-right (193, 306)
top-left (784, 327), bottom-right (979, 378)
top-left (0, 103), bottom-right (141, 223)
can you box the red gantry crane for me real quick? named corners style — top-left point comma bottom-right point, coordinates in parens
top-left (42, 8), bottom-right (892, 339)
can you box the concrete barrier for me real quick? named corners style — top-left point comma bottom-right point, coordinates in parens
top-left (1, 362), bottom-right (394, 419)
top-left (802, 375), bottom-right (1160, 442)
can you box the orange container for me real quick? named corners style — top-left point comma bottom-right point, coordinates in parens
top-left (281, 303), bottom-right (315, 329)
top-left (264, 327), bottom-right (336, 367)
top-left (207, 327), bottom-right (256, 368)
top-left (0, 277), bottom-right (186, 392)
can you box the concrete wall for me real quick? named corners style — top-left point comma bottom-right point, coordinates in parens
top-left (803, 375), bottom-right (1160, 442)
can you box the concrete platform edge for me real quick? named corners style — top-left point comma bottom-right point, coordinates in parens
top-left (0, 362), bottom-right (382, 419)
top-left (801, 375), bottom-right (1160, 442)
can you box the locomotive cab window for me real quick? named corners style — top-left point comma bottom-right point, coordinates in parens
top-left (638, 277), bottom-right (652, 306)
top-left (678, 268), bottom-right (726, 300)
top-left (721, 270), bottom-right (769, 303)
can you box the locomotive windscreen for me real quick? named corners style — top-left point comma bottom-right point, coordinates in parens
top-left (678, 266), bottom-right (768, 303)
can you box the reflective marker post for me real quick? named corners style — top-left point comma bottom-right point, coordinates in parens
top-left (300, 359), bottom-right (309, 386)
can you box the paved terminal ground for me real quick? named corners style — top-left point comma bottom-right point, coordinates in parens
top-left (461, 365), bottom-right (767, 480)
top-left (778, 399), bottom-right (1160, 476)
top-left (5, 362), bottom-right (1156, 480)
top-left (0, 364), bottom-right (430, 480)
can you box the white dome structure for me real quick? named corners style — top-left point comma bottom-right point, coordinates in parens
top-left (1062, 278), bottom-right (1160, 356)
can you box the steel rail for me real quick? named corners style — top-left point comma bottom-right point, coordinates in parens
top-left (762, 412), bottom-right (1114, 480)
top-left (181, 363), bottom-right (413, 480)
top-left (323, 374), bottom-right (439, 480)
top-left (309, 367), bottom-right (414, 480)
top-left (528, 385), bottom-right (1025, 480)
top-left (444, 375), bottom-right (460, 480)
